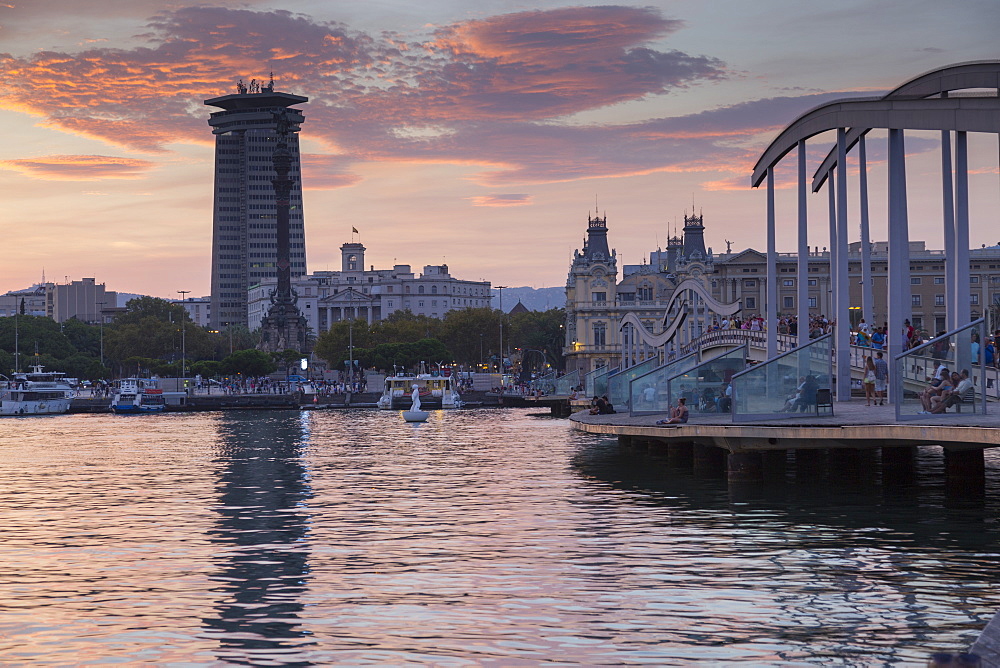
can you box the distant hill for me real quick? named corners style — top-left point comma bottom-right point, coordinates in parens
top-left (491, 286), bottom-right (565, 313)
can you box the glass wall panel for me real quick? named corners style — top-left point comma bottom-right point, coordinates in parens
top-left (530, 371), bottom-right (557, 395)
top-left (894, 318), bottom-right (986, 420)
top-left (628, 352), bottom-right (699, 416)
top-left (606, 358), bottom-right (659, 411)
top-left (666, 346), bottom-right (747, 416)
top-left (583, 366), bottom-right (606, 398)
top-left (731, 334), bottom-right (832, 422)
top-left (593, 366), bottom-right (617, 400)
top-left (555, 369), bottom-right (581, 395)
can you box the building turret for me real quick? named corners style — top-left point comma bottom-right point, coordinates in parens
top-left (681, 211), bottom-right (707, 261)
top-left (582, 213), bottom-right (611, 261)
top-left (341, 243), bottom-right (365, 272)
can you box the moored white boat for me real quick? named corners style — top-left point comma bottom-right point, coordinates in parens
top-left (378, 374), bottom-right (462, 410)
top-left (111, 378), bottom-right (166, 414)
top-left (0, 365), bottom-right (74, 416)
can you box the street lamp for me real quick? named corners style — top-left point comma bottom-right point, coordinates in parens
top-left (496, 285), bottom-right (508, 375)
top-left (177, 290), bottom-right (190, 379)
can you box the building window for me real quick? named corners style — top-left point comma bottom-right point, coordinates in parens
top-left (592, 292), bottom-right (606, 303)
top-left (637, 286), bottom-right (653, 301)
top-left (783, 296), bottom-right (794, 309)
top-left (387, 300), bottom-right (393, 307)
top-left (935, 294), bottom-right (945, 306)
top-left (808, 279), bottom-right (817, 287)
top-left (934, 277), bottom-right (945, 284)
top-left (418, 300), bottom-right (424, 307)
top-left (911, 277), bottom-right (922, 285)
top-left (387, 286), bottom-right (393, 293)
top-left (971, 294), bottom-right (979, 305)
top-left (911, 295), bottom-right (922, 307)
top-left (432, 285), bottom-right (438, 294)
top-left (593, 322), bottom-right (607, 347)
top-left (912, 317), bottom-right (923, 329)
top-left (744, 280), bottom-right (756, 288)
top-left (808, 297), bottom-right (817, 308)
top-left (971, 276), bottom-right (980, 284)
top-left (347, 254), bottom-right (358, 270)
top-left (745, 297), bottom-right (756, 309)
top-left (419, 285), bottom-right (425, 294)
top-left (782, 279), bottom-right (794, 287)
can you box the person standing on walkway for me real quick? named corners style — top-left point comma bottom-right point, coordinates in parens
top-left (863, 356), bottom-right (877, 406)
top-left (872, 351), bottom-right (889, 406)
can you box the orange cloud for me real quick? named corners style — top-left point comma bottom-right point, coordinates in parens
top-left (468, 194), bottom-right (532, 207)
top-left (0, 154), bottom-right (156, 180)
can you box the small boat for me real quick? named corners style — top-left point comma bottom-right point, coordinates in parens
top-left (111, 378), bottom-right (166, 414)
top-left (378, 374), bottom-right (462, 410)
top-left (0, 365), bottom-right (74, 416)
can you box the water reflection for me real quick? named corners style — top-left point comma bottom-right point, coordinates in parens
top-left (203, 412), bottom-right (314, 665)
top-left (571, 437), bottom-right (1000, 659)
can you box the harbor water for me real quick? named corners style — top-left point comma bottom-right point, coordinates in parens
top-left (1, 408), bottom-right (998, 665)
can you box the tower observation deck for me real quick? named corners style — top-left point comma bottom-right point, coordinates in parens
top-left (205, 83), bottom-right (308, 330)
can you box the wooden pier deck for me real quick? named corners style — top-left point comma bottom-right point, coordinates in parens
top-left (571, 401), bottom-right (1000, 451)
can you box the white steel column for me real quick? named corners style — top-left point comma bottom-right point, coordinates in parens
top-left (942, 128), bottom-right (956, 331)
top-left (858, 135), bottom-right (873, 326)
top-left (766, 169), bottom-right (777, 359)
top-left (887, 128), bottom-right (911, 400)
top-left (797, 140), bottom-right (810, 342)
top-left (828, 170), bottom-right (838, 333)
top-left (835, 128), bottom-right (851, 401)
top-left (955, 131), bottom-right (971, 328)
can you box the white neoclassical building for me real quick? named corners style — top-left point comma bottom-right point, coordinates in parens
top-left (247, 242), bottom-right (491, 334)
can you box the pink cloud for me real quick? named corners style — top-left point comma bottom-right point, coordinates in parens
top-left (0, 6), bottom-right (893, 193)
top-left (0, 154), bottom-right (156, 180)
top-left (468, 194), bottom-right (533, 207)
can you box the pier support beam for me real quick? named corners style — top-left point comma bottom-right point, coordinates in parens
top-left (727, 451), bottom-right (764, 483)
top-left (693, 444), bottom-right (726, 477)
top-left (944, 448), bottom-right (985, 497)
top-left (762, 450), bottom-right (788, 480)
top-left (667, 442), bottom-right (694, 468)
top-left (881, 446), bottom-right (917, 485)
top-left (795, 448), bottom-right (826, 480)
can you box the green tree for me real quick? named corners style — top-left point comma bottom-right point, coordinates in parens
top-left (104, 297), bottom-right (214, 370)
top-left (0, 315), bottom-right (77, 362)
top-left (314, 318), bottom-right (371, 369)
top-left (440, 307), bottom-right (503, 365)
top-left (222, 349), bottom-right (277, 376)
top-left (190, 360), bottom-right (223, 378)
top-left (509, 308), bottom-right (566, 372)
top-left (370, 310), bottom-right (441, 345)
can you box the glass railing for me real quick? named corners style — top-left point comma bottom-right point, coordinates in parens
top-left (530, 371), bottom-right (557, 395)
top-left (666, 346), bottom-right (748, 417)
top-left (731, 334), bottom-right (832, 422)
top-left (894, 318), bottom-right (986, 420)
top-left (628, 352), bottom-right (699, 416)
top-left (554, 369), bottom-right (581, 395)
top-left (593, 366), bottom-right (617, 400)
top-left (606, 358), bottom-right (659, 411)
top-left (583, 366), bottom-right (606, 398)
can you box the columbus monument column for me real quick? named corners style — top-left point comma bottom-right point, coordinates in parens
top-left (259, 109), bottom-right (310, 353)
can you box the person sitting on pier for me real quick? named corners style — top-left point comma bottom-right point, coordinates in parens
top-left (588, 396), bottom-right (606, 415)
top-left (790, 375), bottom-right (819, 412)
top-left (656, 397), bottom-right (688, 424)
top-left (780, 377), bottom-right (807, 412)
top-left (919, 370), bottom-right (956, 412)
top-left (927, 370), bottom-right (974, 414)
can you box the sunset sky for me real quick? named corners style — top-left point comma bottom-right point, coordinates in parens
top-left (1, 1), bottom-right (997, 299)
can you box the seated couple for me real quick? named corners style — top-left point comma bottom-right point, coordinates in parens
top-left (919, 369), bottom-right (973, 414)
top-left (656, 397), bottom-right (688, 425)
